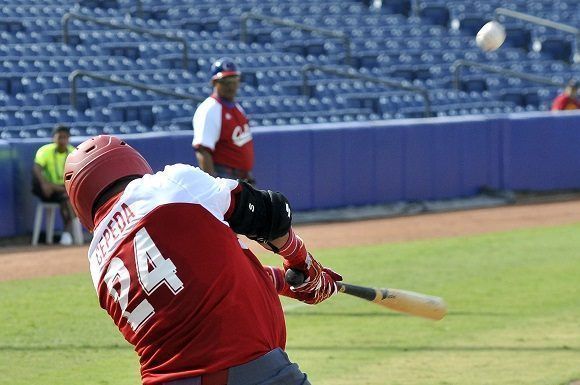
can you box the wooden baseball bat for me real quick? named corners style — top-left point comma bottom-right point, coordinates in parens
top-left (337, 282), bottom-right (447, 320)
top-left (285, 269), bottom-right (447, 321)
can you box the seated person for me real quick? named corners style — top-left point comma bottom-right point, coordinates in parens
top-left (551, 79), bottom-right (580, 111)
top-left (32, 125), bottom-right (77, 245)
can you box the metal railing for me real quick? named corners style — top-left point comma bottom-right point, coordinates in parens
top-left (301, 64), bottom-right (432, 117)
top-left (69, 70), bottom-right (204, 110)
top-left (240, 13), bottom-right (352, 66)
top-left (135, 0), bottom-right (144, 19)
top-left (495, 8), bottom-right (580, 63)
top-left (62, 12), bottom-right (190, 69)
top-left (451, 60), bottom-right (567, 91)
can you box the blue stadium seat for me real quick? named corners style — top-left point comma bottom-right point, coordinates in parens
top-left (354, 53), bottom-right (379, 69)
top-left (371, 0), bottom-right (411, 16)
top-left (523, 90), bottom-right (540, 106)
top-left (390, 67), bottom-right (417, 81)
top-left (504, 26), bottom-right (532, 50)
top-left (0, 19), bottom-right (25, 33)
top-left (461, 78), bottom-right (488, 93)
top-left (455, 15), bottom-right (487, 35)
top-left (419, 4), bottom-right (450, 27)
top-left (14, 92), bottom-right (41, 106)
top-left (281, 42), bottom-right (306, 56)
top-left (0, 0), bottom-right (572, 132)
top-left (500, 91), bottom-right (526, 107)
top-left (537, 37), bottom-right (573, 62)
top-left (0, 75), bottom-right (24, 95)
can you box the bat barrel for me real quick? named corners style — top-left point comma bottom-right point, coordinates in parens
top-left (340, 283), bottom-right (447, 321)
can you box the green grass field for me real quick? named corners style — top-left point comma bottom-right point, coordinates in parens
top-left (1, 223), bottom-right (580, 385)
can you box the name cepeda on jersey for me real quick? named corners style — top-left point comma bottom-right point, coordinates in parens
top-left (92, 202), bottom-right (136, 265)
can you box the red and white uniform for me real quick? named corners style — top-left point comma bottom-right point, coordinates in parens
top-left (192, 95), bottom-right (254, 172)
top-left (551, 94), bottom-right (580, 110)
top-left (88, 164), bottom-right (285, 385)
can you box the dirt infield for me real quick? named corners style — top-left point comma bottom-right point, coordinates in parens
top-left (1, 199), bottom-right (580, 282)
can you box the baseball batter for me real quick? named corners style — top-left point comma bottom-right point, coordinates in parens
top-left (192, 57), bottom-right (254, 184)
top-left (64, 135), bottom-right (342, 385)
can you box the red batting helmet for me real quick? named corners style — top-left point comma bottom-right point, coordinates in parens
top-left (64, 135), bottom-right (152, 231)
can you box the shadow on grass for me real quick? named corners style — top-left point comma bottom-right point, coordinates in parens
top-left (287, 345), bottom-right (580, 352)
top-left (0, 343), bottom-right (129, 352)
top-left (287, 311), bottom-right (403, 317)
top-left (286, 311), bottom-right (514, 317)
top-left (3, 344), bottom-right (577, 354)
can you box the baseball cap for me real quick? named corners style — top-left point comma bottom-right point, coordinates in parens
top-left (210, 57), bottom-right (240, 81)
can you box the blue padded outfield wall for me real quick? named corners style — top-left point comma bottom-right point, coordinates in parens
top-left (1, 111), bottom-right (580, 237)
top-left (0, 140), bottom-right (16, 237)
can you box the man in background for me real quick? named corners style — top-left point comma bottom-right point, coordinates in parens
top-left (551, 79), bottom-right (580, 111)
top-left (32, 124), bottom-right (76, 245)
top-left (192, 57), bottom-right (255, 185)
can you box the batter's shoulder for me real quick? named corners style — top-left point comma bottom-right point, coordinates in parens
top-left (162, 163), bottom-right (203, 178)
top-left (158, 164), bottom-right (216, 188)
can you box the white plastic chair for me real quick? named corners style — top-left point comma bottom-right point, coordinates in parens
top-left (31, 202), bottom-right (83, 246)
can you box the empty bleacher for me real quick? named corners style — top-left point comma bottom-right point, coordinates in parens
top-left (0, 0), bottom-right (578, 138)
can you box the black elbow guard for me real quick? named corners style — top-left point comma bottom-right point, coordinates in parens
top-left (228, 181), bottom-right (292, 242)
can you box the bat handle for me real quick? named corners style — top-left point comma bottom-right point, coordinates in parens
top-left (285, 268), bottom-right (306, 286)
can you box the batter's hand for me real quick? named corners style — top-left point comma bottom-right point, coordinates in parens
top-left (264, 264), bottom-right (342, 304)
top-left (265, 227), bottom-right (341, 304)
top-left (286, 254), bottom-right (342, 304)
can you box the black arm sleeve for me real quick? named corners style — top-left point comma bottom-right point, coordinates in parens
top-left (227, 181), bottom-right (292, 242)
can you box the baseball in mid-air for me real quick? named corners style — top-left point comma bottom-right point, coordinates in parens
top-left (475, 21), bottom-right (506, 52)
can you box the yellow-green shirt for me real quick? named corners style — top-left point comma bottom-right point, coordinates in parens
top-left (34, 143), bottom-right (75, 185)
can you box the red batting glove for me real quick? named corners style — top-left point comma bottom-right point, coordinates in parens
top-left (273, 228), bottom-right (342, 304)
top-left (263, 264), bottom-right (342, 305)
top-left (288, 255), bottom-right (343, 304)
